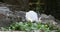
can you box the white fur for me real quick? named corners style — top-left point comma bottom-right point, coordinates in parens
top-left (25, 10), bottom-right (39, 22)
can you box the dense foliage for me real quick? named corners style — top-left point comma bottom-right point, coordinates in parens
top-left (0, 22), bottom-right (50, 32)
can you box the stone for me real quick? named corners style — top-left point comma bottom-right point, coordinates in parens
top-left (47, 15), bottom-right (55, 20)
top-left (39, 14), bottom-right (55, 20)
top-left (51, 30), bottom-right (57, 32)
top-left (15, 11), bottom-right (26, 17)
top-left (39, 14), bottom-right (57, 25)
top-left (0, 7), bottom-right (10, 15)
top-left (15, 11), bottom-right (26, 21)
top-left (40, 14), bottom-right (48, 20)
top-left (0, 6), bottom-right (17, 27)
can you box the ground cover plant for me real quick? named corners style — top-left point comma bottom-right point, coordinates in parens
top-left (0, 22), bottom-right (50, 32)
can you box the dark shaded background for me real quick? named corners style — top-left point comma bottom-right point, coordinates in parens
top-left (0, 0), bottom-right (60, 20)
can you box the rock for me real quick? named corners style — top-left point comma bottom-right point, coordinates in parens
top-left (32, 30), bottom-right (40, 32)
top-left (0, 14), bottom-right (12, 27)
top-left (15, 11), bottom-right (26, 21)
top-left (0, 6), bottom-right (11, 15)
top-left (40, 14), bottom-right (55, 20)
top-left (15, 11), bottom-right (26, 17)
top-left (0, 6), bottom-right (17, 27)
top-left (39, 14), bottom-right (57, 25)
top-left (47, 15), bottom-right (55, 20)
top-left (40, 14), bottom-right (48, 20)
top-left (51, 30), bottom-right (57, 32)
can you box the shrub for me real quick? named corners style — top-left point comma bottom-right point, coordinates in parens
top-left (0, 22), bottom-right (50, 32)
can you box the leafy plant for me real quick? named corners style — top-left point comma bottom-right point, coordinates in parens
top-left (56, 29), bottom-right (60, 32)
top-left (0, 22), bottom-right (50, 32)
